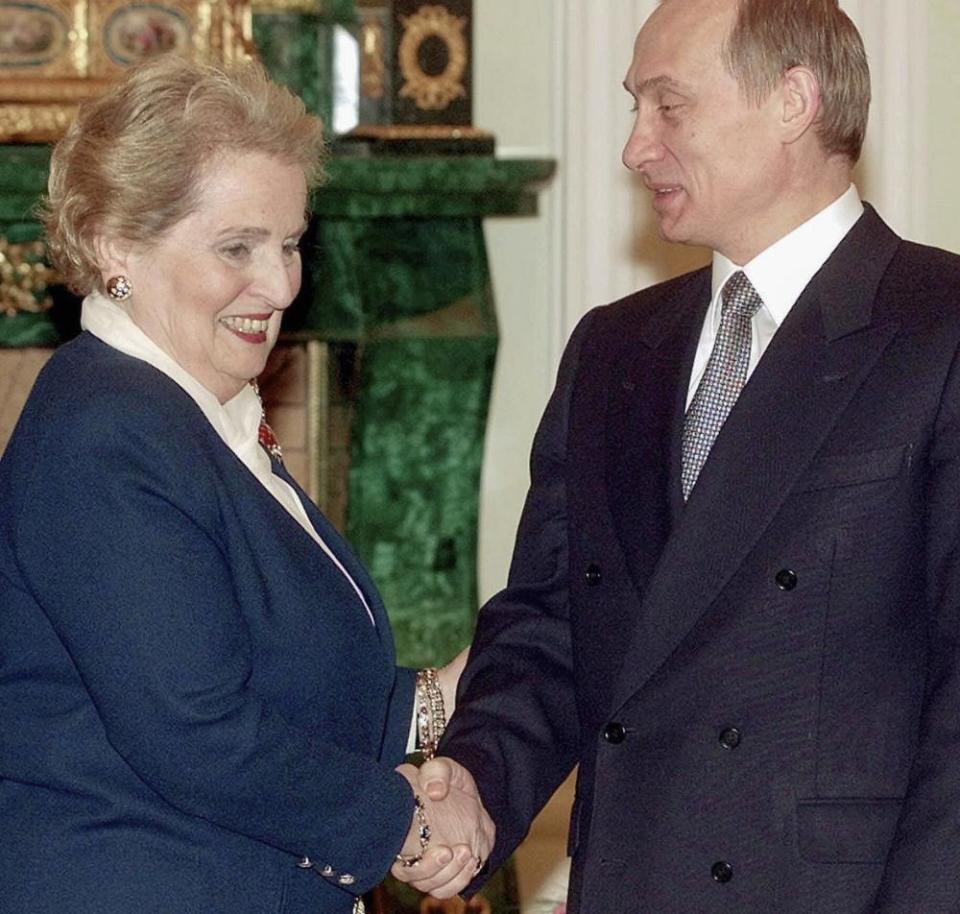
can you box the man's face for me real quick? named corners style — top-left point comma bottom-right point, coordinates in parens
top-left (623, 0), bottom-right (787, 263)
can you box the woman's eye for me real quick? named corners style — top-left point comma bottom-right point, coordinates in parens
top-left (221, 243), bottom-right (250, 260)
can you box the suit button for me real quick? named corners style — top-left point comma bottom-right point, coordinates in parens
top-left (585, 563), bottom-right (602, 586)
top-left (296, 856), bottom-right (313, 868)
top-left (338, 874), bottom-right (356, 886)
top-left (711, 861), bottom-right (734, 883)
top-left (603, 722), bottom-right (626, 744)
top-left (775, 569), bottom-right (798, 591)
top-left (718, 727), bottom-right (741, 750)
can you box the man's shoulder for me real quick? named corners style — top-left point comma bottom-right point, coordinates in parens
top-left (879, 239), bottom-right (960, 322)
top-left (892, 238), bottom-right (960, 278)
top-left (581, 265), bottom-right (710, 344)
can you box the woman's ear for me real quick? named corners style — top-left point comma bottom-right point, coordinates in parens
top-left (93, 232), bottom-right (132, 283)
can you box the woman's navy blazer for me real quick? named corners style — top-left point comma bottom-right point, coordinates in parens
top-left (0, 333), bottom-right (416, 914)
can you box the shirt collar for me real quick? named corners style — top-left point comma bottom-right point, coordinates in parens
top-left (80, 291), bottom-right (262, 457)
top-left (710, 184), bottom-right (864, 329)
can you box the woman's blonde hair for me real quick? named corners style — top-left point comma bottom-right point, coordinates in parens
top-left (43, 54), bottom-right (326, 295)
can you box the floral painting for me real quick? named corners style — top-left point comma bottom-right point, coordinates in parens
top-left (0, 3), bottom-right (68, 67)
top-left (102, 3), bottom-right (189, 66)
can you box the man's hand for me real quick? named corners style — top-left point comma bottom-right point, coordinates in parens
top-left (392, 760), bottom-right (495, 899)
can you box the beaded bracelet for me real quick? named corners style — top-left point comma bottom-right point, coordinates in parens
top-left (395, 794), bottom-right (431, 867)
top-left (415, 667), bottom-right (447, 760)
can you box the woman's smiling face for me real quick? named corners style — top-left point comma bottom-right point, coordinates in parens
top-left (116, 150), bottom-right (308, 403)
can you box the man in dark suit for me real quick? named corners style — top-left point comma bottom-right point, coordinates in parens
top-left (393, 0), bottom-right (960, 911)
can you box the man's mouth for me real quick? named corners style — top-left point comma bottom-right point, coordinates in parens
top-left (648, 184), bottom-right (685, 212)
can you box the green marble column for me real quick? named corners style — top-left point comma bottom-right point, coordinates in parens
top-left (293, 156), bottom-right (554, 667)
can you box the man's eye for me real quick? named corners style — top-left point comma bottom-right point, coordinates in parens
top-left (283, 240), bottom-right (303, 258)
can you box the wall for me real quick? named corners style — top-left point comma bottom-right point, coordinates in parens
top-left (927, 0), bottom-right (960, 253)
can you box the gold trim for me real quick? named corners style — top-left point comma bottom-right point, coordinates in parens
top-left (250, 0), bottom-right (320, 12)
top-left (346, 123), bottom-right (490, 141)
top-left (0, 103), bottom-right (77, 142)
top-left (0, 0), bottom-right (252, 141)
top-left (0, 78), bottom-right (115, 103)
top-left (359, 12), bottom-right (385, 100)
top-left (0, 239), bottom-right (59, 319)
top-left (397, 4), bottom-right (467, 112)
top-left (73, 0), bottom-right (90, 76)
top-left (306, 338), bottom-right (328, 509)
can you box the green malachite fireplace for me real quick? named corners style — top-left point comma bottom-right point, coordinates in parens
top-left (0, 145), bottom-right (553, 913)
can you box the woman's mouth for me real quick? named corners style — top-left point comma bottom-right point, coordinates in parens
top-left (219, 314), bottom-right (271, 342)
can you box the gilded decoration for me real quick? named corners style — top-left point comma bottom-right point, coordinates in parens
top-left (359, 10), bottom-right (385, 99)
top-left (0, 238), bottom-right (59, 318)
top-left (396, 3), bottom-right (466, 112)
top-left (249, 0), bottom-right (318, 12)
top-left (0, 0), bottom-right (253, 141)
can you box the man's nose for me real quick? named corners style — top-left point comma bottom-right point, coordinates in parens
top-left (622, 111), bottom-right (664, 172)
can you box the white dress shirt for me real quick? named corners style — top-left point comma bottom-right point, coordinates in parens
top-left (81, 291), bottom-right (375, 626)
top-left (686, 184), bottom-right (865, 407)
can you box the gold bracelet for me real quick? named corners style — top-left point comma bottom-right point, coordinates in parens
top-left (415, 668), bottom-right (447, 759)
top-left (395, 794), bottom-right (431, 867)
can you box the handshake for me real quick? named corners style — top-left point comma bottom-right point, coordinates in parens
top-left (393, 757), bottom-right (495, 899)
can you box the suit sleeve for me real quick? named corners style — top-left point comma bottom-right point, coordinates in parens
top-left (13, 393), bottom-right (413, 896)
top-left (439, 311), bottom-right (597, 878)
top-left (384, 665), bottom-right (417, 763)
top-left (874, 341), bottom-right (960, 912)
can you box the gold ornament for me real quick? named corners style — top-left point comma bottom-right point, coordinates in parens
top-left (0, 238), bottom-right (59, 319)
top-left (0, 103), bottom-right (76, 143)
top-left (360, 12), bottom-right (386, 100)
top-left (397, 4), bottom-right (467, 112)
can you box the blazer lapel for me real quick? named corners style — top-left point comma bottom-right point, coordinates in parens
top-left (605, 269), bottom-right (710, 601)
top-left (274, 461), bottom-right (396, 646)
top-left (610, 206), bottom-right (902, 711)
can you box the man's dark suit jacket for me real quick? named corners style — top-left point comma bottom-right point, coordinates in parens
top-left (442, 206), bottom-right (960, 913)
top-left (0, 334), bottom-right (415, 914)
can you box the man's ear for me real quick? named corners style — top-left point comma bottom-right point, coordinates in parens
top-left (780, 65), bottom-right (822, 145)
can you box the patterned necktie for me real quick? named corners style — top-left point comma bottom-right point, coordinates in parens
top-left (681, 270), bottom-right (763, 500)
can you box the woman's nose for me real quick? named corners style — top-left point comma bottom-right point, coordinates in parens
top-left (255, 255), bottom-right (300, 309)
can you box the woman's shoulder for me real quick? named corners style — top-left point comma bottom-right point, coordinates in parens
top-left (28, 333), bottom-right (207, 436)
top-left (8, 333), bottom-right (217, 481)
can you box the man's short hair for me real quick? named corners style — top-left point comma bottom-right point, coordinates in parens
top-left (722, 0), bottom-right (871, 163)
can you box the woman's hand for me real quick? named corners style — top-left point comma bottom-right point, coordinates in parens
top-left (435, 647), bottom-right (470, 720)
top-left (393, 761), bottom-right (494, 899)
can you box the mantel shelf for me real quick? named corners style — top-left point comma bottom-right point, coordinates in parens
top-left (0, 145), bottom-right (556, 221)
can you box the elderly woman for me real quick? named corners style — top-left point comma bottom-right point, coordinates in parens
top-left (0, 56), bottom-right (491, 914)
